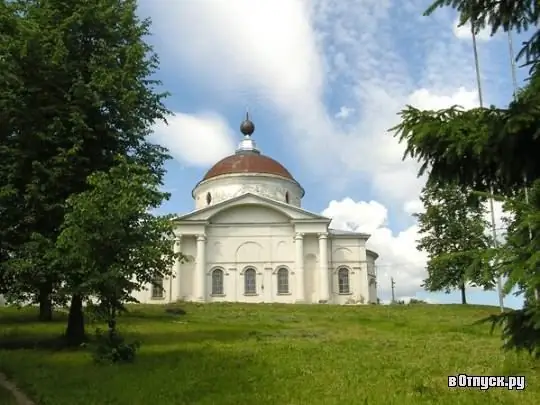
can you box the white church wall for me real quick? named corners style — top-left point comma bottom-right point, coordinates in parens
top-left (209, 204), bottom-right (290, 224)
top-left (329, 238), bottom-right (372, 304)
top-left (131, 236), bottom-right (197, 304)
top-left (193, 173), bottom-right (303, 209)
top-left (302, 235), bottom-right (320, 303)
top-left (179, 237), bottom-right (197, 300)
top-left (133, 203), bottom-right (377, 306)
top-left (205, 221), bottom-right (296, 303)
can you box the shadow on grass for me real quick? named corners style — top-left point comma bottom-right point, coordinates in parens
top-left (0, 326), bottom-right (251, 351)
top-left (0, 335), bottom-right (72, 351)
top-left (2, 344), bottom-right (276, 405)
top-left (119, 307), bottom-right (188, 322)
top-left (0, 310), bottom-right (68, 326)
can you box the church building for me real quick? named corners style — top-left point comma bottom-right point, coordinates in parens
top-left (134, 115), bottom-right (378, 305)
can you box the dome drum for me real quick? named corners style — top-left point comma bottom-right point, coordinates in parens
top-left (192, 113), bottom-right (304, 209)
top-left (193, 174), bottom-right (303, 209)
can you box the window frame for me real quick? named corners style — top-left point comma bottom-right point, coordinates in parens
top-left (244, 267), bottom-right (257, 295)
top-left (337, 267), bottom-right (351, 294)
top-left (211, 268), bottom-right (225, 296)
top-left (276, 267), bottom-right (289, 295)
top-left (151, 276), bottom-right (165, 299)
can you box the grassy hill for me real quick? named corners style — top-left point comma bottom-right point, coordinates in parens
top-left (0, 303), bottom-right (538, 405)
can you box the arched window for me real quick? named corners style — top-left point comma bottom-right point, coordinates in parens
top-left (338, 268), bottom-right (350, 294)
top-left (206, 192), bottom-right (212, 205)
top-left (277, 268), bottom-right (289, 294)
top-left (211, 269), bottom-right (224, 295)
top-left (244, 268), bottom-right (256, 295)
top-left (285, 191), bottom-right (290, 204)
top-left (151, 276), bottom-right (164, 299)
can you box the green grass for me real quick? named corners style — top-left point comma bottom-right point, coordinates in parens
top-left (0, 303), bottom-right (538, 405)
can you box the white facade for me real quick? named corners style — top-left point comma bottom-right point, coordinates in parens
top-left (133, 119), bottom-right (378, 305)
top-left (133, 191), bottom-right (378, 305)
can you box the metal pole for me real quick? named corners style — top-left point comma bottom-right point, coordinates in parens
top-left (507, 31), bottom-right (519, 98)
top-left (471, 20), bottom-right (505, 311)
top-left (507, 31), bottom-right (538, 301)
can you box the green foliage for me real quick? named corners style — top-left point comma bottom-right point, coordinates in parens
top-left (488, 180), bottom-right (540, 298)
top-left (392, 0), bottom-right (540, 196)
top-left (0, 0), bottom-right (171, 321)
top-left (392, 0), bottom-right (540, 356)
top-left (92, 327), bottom-right (140, 364)
top-left (425, 0), bottom-right (539, 67)
top-left (415, 183), bottom-right (494, 301)
top-left (478, 303), bottom-right (540, 358)
top-left (408, 298), bottom-right (428, 304)
top-left (55, 157), bottom-right (178, 344)
top-left (391, 101), bottom-right (540, 196)
top-left (392, 299), bottom-right (428, 305)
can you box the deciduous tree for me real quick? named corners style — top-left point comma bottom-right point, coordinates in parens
top-left (415, 183), bottom-right (494, 304)
top-left (55, 157), bottom-right (178, 346)
top-left (0, 0), bottom-right (170, 325)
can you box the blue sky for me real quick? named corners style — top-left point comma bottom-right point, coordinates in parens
top-left (138, 0), bottom-right (530, 309)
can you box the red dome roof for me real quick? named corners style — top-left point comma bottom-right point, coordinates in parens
top-left (203, 152), bottom-right (294, 181)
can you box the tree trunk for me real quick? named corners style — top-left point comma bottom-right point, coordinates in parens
top-left (65, 294), bottom-right (86, 346)
top-left (460, 283), bottom-right (467, 304)
top-left (38, 284), bottom-right (53, 322)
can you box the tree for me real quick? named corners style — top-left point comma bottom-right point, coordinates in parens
top-left (415, 183), bottom-right (494, 304)
top-left (0, 0), bottom-right (170, 325)
top-left (391, 0), bottom-right (540, 356)
top-left (55, 157), bottom-right (177, 346)
top-left (392, 0), bottom-right (539, 195)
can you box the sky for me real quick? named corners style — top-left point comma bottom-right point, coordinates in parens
top-left (138, 0), bottom-right (530, 309)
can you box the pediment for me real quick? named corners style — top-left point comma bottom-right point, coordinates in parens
top-left (174, 193), bottom-right (329, 223)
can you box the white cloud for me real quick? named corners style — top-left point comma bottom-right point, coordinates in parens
top-left (143, 0), bottom-right (323, 112)
top-left (322, 198), bottom-right (428, 298)
top-left (403, 199), bottom-right (423, 216)
top-left (323, 198), bottom-right (388, 232)
top-left (335, 106), bottom-right (355, 119)
top-left (452, 17), bottom-right (491, 42)
top-left (408, 87), bottom-right (479, 110)
top-left (151, 112), bottom-right (235, 167)
top-left (322, 196), bottom-right (513, 299)
top-left (143, 0), bottom-right (489, 207)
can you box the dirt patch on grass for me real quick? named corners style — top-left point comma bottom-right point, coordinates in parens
top-left (0, 373), bottom-right (36, 405)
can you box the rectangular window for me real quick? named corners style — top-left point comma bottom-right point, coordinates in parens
top-left (277, 268), bottom-right (289, 294)
top-left (338, 268), bottom-right (350, 294)
top-left (244, 269), bottom-right (257, 294)
top-left (212, 269), bottom-right (224, 295)
top-left (151, 276), bottom-right (164, 299)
